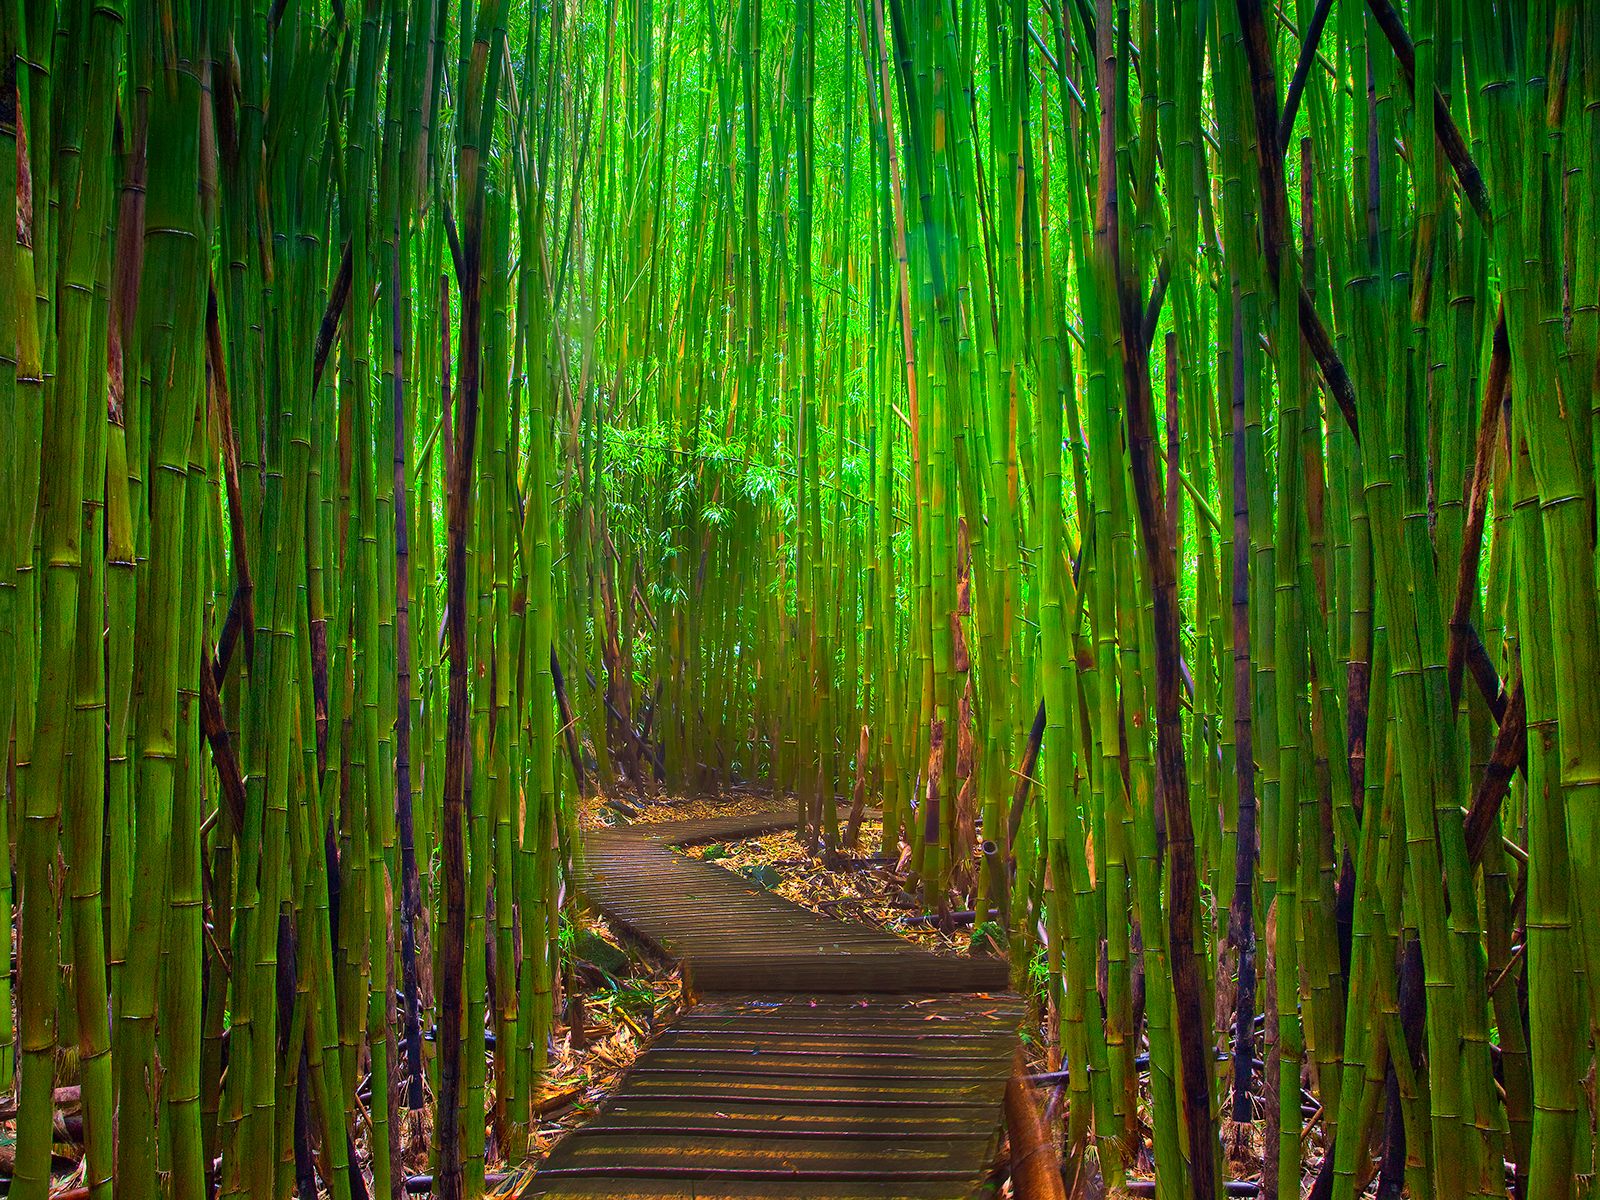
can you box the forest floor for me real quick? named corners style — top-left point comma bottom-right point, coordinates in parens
top-left (385, 904), bottom-right (689, 1192)
top-left (516, 788), bottom-right (1042, 1188)
top-left (567, 791), bottom-right (1325, 1199)
top-left (517, 789), bottom-right (1290, 1197)
top-left (507, 910), bottom-right (688, 1183)
top-left (685, 823), bottom-right (978, 956)
top-left (577, 781), bottom-right (778, 830)
top-left (583, 785), bottom-right (981, 955)
top-left (5, 788), bottom-right (1281, 1198)
top-left (495, 790), bottom-right (768, 1179)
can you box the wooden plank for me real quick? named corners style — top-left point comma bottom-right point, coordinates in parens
top-left (649, 1031), bottom-right (1014, 1055)
top-left (599, 1098), bottom-right (991, 1131)
top-left (628, 1056), bottom-right (1006, 1081)
top-left (522, 1178), bottom-right (980, 1199)
top-left (615, 1078), bottom-right (1001, 1104)
top-left (545, 1131), bottom-right (982, 1170)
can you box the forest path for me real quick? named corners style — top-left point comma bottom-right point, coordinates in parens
top-left (524, 805), bottom-right (1020, 1199)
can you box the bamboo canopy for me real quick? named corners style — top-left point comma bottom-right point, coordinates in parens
top-left (1, 0), bottom-right (1597, 1198)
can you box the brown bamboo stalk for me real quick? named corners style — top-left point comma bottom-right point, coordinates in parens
top-left (311, 238), bottom-right (356, 393)
top-left (1446, 304), bottom-right (1509, 706)
top-left (1235, 0), bottom-right (1361, 442)
top-left (1363, 0), bottom-right (1493, 230)
top-left (845, 723), bottom-right (870, 850)
top-left (1005, 1048), bottom-right (1067, 1200)
top-left (1463, 681), bottom-right (1527, 868)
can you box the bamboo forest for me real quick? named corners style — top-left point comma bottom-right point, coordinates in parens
top-left (2, 0), bottom-right (1598, 1197)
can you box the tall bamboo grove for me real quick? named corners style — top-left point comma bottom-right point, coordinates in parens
top-left (3, 1), bottom-right (1598, 1199)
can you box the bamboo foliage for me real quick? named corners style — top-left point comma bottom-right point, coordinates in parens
top-left (3, 2), bottom-right (1599, 1199)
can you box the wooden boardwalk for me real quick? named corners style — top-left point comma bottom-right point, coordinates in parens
top-left (526, 806), bottom-right (1020, 1199)
top-left (627, 807), bottom-right (804, 846)
top-left (581, 823), bottom-right (1009, 993)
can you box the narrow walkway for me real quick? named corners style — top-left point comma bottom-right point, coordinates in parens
top-left (527, 805), bottom-right (1021, 1199)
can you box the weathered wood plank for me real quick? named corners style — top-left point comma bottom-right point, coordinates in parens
top-left (523, 1179), bottom-right (979, 1199)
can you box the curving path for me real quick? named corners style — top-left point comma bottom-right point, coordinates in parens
top-left (525, 805), bottom-right (1021, 1199)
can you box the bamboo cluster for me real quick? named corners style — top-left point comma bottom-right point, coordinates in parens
top-left (563, 0), bottom-right (1600, 1196)
top-left (3, 0), bottom-right (1599, 1199)
top-left (3, 3), bottom-right (575, 1199)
